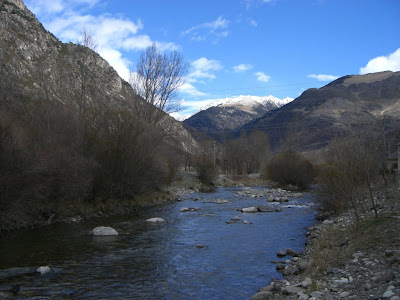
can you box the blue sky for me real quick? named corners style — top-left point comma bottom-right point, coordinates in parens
top-left (25, 0), bottom-right (400, 119)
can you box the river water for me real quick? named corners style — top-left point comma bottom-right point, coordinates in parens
top-left (0, 187), bottom-right (316, 299)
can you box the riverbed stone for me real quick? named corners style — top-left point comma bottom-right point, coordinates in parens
top-left (285, 248), bottom-right (298, 256)
top-left (277, 250), bottom-right (286, 257)
top-left (250, 291), bottom-right (274, 300)
top-left (89, 226), bottom-right (118, 236)
top-left (214, 199), bottom-right (229, 204)
top-left (257, 206), bottom-right (282, 212)
top-left (146, 217), bottom-right (165, 223)
top-left (383, 290), bottom-right (395, 298)
top-left (301, 277), bottom-right (312, 288)
top-left (36, 266), bottom-right (51, 275)
top-left (241, 207), bottom-right (258, 213)
top-left (282, 285), bottom-right (304, 295)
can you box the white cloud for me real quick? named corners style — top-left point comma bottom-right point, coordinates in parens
top-left (179, 83), bottom-right (208, 98)
top-left (189, 57), bottom-right (223, 81)
top-left (255, 71), bottom-right (271, 82)
top-left (308, 74), bottom-right (339, 82)
top-left (24, 0), bottom-right (179, 82)
top-left (249, 19), bottom-right (258, 27)
top-left (233, 64), bottom-right (253, 72)
top-left (99, 47), bottom-right (131, 81)
top-left (182, 16), bottom-right (229, 42)
top-left (359, 48), bottom-right (400, 74)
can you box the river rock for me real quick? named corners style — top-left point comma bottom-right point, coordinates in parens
top-left (250, 291), bottom-right (274, 300)
top-left (146, 217), bottom-right (165, 223)
top-left (257, 206), bottom-right (282, 212)
top-left (298, 260), bottom-right (310, 272)
top-left (226, 217), bottom-right (242, 224)
top-left (301, 277), bottom-right (312, 288)
top-left (89, 226), bottom-right (118, 236)
top-left (241, 207), bottom-right (258, 213)
top-left (180, 207), bottom-right (198, 212)
top-left (383, 290), bottom-right (395, 298)
top-left (36, 266), bottom-right (51, 275)
top-left (276, 264), bottom-right (285, 271)
top-left (283, 265), bottom-right (298, 276)
top-left (285, 248), bottom-right (298, 256)
top-left (214, 199), bottom-right (229, 204)
top-left (282, 285), bottom-right (304, 295)
top-left (277, 251), bottom-right (286, 257)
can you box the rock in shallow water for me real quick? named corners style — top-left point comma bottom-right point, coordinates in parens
top-left (241, 207), bottom-right (258, 213)
top-left (36, 266), bottom-right (51, 275)
top-left (89, 226), bottom-right (118, 236)
top-left (146, 217), bottom-right (165, 223)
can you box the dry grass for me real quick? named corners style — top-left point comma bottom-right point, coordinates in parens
top-left (307, 191), bottom-right (400, 276)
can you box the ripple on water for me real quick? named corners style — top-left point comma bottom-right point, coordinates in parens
top-left (0, 187), bottom-right (316, 299)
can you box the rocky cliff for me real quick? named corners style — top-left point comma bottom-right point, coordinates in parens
top-left (0, 0), bottom-right (197, 153)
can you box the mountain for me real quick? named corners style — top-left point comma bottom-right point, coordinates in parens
top-left (0, 0), bottom-right (197, 153)
top-left (183, 95), bottom-right (293, 141)
top-left (0, 0), bottom-right (200, 222)
top-left (242, 71), bottom-right (400, 151)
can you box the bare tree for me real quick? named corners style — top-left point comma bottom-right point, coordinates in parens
top-left (130, 43), bottom-right (188, 125)
top-left (79, 28), bottom-right (97, 51)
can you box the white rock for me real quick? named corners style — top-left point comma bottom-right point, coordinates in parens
top-left (89, 226), bottom-right (118, 236)
top-left (301, 277), bottom-right (312, 288)
top-left (215, 199), bottom-right (229, 204)
top-left (146, 217), bottom-right (165, 223)
top-left (36, 266), bottom-right (51, 275)
top-left (383, 290), bottom-right (395, 298)
top-left (389, 296), bottom-right (400, 300)
top-left (340, 291), bottom-right (350, 297)
top-left (386, 286), bottom-right (395, 291)
top-left (241, 207), bottom-right (258, 213)
top-left (180, 207), bottom-right (190, 212)
top-left (334, 277), bottom-right (349, 284)
top-left (298, 292), bottom-right (309, 300)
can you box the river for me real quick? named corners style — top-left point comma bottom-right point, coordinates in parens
top-left (0, 187), bottom-right (316, 299)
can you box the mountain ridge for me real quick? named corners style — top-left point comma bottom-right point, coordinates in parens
top-left (183, 95), bottom-right (293, 141)
top-left (242, 71), bottom-right (400, 151)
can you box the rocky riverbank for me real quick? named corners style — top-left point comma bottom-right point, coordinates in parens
top-left (251, 186), bottom-right (400, 300)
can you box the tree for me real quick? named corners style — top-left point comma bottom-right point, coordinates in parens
top-left (264, 151), bottom-right (314, 188)
top-left (130, 43), bottom-right (188, 125)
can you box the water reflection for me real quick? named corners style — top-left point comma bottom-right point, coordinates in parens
top-left (0, 187), bottom-right (315, 299)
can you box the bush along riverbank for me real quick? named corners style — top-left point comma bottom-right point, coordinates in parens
top-left (251, 185), bottom-right (400, 300)
top-left (0, 170), bottom-right (203, 236)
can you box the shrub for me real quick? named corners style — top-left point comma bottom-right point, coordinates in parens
top-left (195, 154), bottom-right (217, 185)
top-left (263, 151), bottom-right (314, 188)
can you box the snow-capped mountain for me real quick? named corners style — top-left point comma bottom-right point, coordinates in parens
top-left (183, 95), bottom-right (293, 141)
top-left (200, 95), bottom-right (293, 112)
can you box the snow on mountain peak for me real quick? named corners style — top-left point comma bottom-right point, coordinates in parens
top-left (200, 95), bottom-right (293, 111)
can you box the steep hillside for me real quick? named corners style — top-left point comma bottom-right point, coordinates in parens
top-left (243, 71), bottom-right (400, 151)
top-left (0, 0), bottom-right (198, 231)
top-left (184, 95), bottom-right (292, 141)
top-left (0, 0), bottom-right (197, 150)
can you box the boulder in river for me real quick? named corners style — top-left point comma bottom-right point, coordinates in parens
top-left (146, 217), bottom-right (165, 223)
top-left (180, 207), bottom-right (199, 212)
top-left (241, 207), bottom-right (258, 213)
top-left (89, 226), bottom-right (118, 236)
top-left (214, 199), bottom-right (229, 204)
top-left (285, 248), bottom-right (298, 256)
top-left (257, 206), bottom-right (282, 213)
top-left (36, 266), bottom-right (51, 275)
